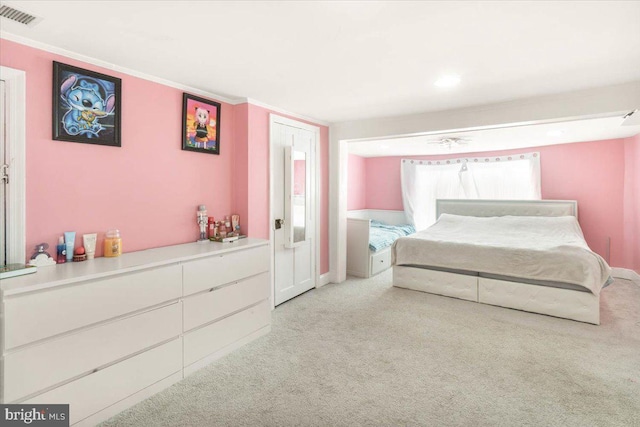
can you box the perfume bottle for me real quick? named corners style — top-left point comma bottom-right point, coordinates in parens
top-left (56, 236), bottom-right (66, 264)
top-left (208, 217), bottom-right (215, 239)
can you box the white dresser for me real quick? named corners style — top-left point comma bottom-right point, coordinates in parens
top-left (0, 239), bottom-right (270, 426)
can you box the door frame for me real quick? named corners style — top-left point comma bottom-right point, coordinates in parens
top-left (269, 114), bottom-right (321, 309)
top-left (0, 66), bottom-right (26, 265)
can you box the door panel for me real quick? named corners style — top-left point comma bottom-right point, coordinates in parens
top-left (272, 119), bottom-right (316, 306)
top-left (1, 80), bottom-right (6, 266)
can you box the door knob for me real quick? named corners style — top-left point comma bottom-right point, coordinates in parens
top-left (275, 218), bottom-right (285, 229)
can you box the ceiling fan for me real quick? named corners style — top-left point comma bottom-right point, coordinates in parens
top-left (425, 136), bottom-right (471, 149)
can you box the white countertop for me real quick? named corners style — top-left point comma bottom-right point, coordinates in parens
top-left (1, 238), bottom-right (269, 297)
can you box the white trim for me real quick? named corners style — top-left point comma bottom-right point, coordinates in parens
top-left (0, 65), bottom-right (26, 265)
top-left (341, 111), bottom-right (624, 144)
top-left (0, 32), bottom-right (331, 127)
top-left (314, 124), bottom-right (322, 293)
top-left (269, 114), bottom-right (322, 308)
top-left (318, 273), bottom-right (331, 287)
top-left (243, 97), bottom-right (329, 127)
top-left (0, 32), bottom-right (239, 105)
top-left (270, 114), bottom-right (322, 133)
top-left (269, 119), bottom-right (276, 309)
top-left (330, 137), bottom-right (349, 283)
top-left (611, 268), bottom-right (640, 284)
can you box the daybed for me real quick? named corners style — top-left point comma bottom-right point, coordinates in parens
top-left (392, 200), bottom-right (612, 324)
top-left (347, 209), bottom-right (415, 278)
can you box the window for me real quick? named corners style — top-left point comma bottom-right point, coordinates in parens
top-left (401, 153), bottom-right (541, 230)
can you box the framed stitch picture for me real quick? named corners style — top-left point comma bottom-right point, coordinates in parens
top-left (182, 93), bottom-right (221, 155)
top-left (52, 61), bottom-right (122, 147)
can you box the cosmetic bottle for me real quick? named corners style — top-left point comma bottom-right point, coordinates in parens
top-left (83, 233), bottom-right (97, 260)
top-left (56, 236), bottom-right (66, 264)
top-left (208, 217), bottom-right (215, 239)
top-left (64, 231), bottom-right (75, 262)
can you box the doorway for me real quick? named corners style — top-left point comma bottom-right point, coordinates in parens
top-left (270, 115), bottom-right (320, 306)
top-left (0, 66), bottom-right (26, 267)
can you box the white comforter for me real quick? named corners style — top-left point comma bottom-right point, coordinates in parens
top-left (392, 214), bottom-right (611, 295)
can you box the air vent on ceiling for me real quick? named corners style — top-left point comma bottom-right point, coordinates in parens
top-left (0, 4), bottom-right (41, 26)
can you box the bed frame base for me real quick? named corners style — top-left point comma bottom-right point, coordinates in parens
top-left (393, 266), bottom-right (600, 325)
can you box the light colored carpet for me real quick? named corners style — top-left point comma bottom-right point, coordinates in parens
top-left (101, 271), bottom-right (640, 427)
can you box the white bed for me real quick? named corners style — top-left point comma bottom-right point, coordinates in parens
top-left (347, 209), bottom-right (408, 278)
top-left (392, 200), bottom-right (612, 324)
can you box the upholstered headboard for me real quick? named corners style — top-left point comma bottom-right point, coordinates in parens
top-left (436, 199), bottom-right (578, 219)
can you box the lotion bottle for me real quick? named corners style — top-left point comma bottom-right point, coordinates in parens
top-left (64, 231), bottom-right (75, 262)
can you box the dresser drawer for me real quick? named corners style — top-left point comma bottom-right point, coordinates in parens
top-left (4, 302), bottom-right (181, 403)
top-left (183, 272), bottom-right (269, 332)
top-left (370, 249), bottom-right (391, 276)
top-left (183, 300), bottom-right (270, 367)
top-left (3, 264), bottom-right (182, 350)
top-left (183, 245), bottom-right (269, 296)
top-left (24, 338), bottom-right (182, 426)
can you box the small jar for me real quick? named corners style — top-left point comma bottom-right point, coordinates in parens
top-left (104, 229), bottom-right (122, 257)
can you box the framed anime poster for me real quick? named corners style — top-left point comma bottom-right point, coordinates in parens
top-left (52, 61), bottom-right (122, 147)
top-left (182, 93), bottom-right (221, 155)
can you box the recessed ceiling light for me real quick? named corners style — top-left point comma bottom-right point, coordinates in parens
top-left (434, 75), bottom-right (461, 88)
top-left (547, 130), bottom-right (565, 137)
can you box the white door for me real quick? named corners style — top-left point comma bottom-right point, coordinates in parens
top-left (272, 117), bottom-right (316, 306)
top-left (1, 80), bottom-right (6, 266)
top-left (0, 67), bottom-right (26, 267)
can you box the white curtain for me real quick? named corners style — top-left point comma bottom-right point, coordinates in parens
top-left (401, 152), bottom-right (541, 230)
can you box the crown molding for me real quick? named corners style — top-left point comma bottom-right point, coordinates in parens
top-left (1, 31), bottom-right (331, 126)
top-left (0, 31), bottom-right (232, 105)
top-left (239, 97), bottom-right (330, 127)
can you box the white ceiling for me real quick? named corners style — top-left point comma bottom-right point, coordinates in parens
top-left (347, 116), bottom-right (640, 157)
top-left (1, 1), bottom-right (640, 123)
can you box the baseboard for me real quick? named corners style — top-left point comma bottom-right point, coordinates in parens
top-left (183, 325), bottom-right (271, 377)
top-left (317, 273), bottom-right (331, 287)
top-left (346, 269), bottom-right (368, 278)
top-left (611, 267), bottom-right (640, 284)
top-left (74, 371), bottom-right (183, 427)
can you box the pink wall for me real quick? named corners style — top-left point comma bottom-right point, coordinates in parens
top-left (358, 140), bottom-right (628, 267)
top-left (348, 154), bottom-right (367, 210)
top-left (233, 103), bottom-right (250, 239)
top-left (623, 134), bottom-right (640, 272)
top-left (1, 39), bottom-right (235, 257)
top-left (1, 38), bottom-right (329, 274)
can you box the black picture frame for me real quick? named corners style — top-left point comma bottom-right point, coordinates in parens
top-left (182, 93), bottom-right (221, 155)
top-left (52, 61), bottom-right (122, 147)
